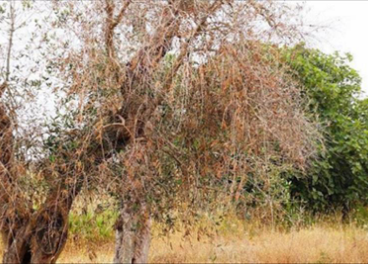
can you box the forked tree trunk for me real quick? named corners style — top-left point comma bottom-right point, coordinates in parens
top-left (113, 200), bottom-right (151, 264)
top-left (1, 188), bottom-right (78, 264)
top-left (2, 207), bottom-right (67, 264)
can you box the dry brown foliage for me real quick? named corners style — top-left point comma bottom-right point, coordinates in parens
top-left (0, 0), bottom-right (320, 263)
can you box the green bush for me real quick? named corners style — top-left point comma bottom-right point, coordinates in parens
top-left (284, 45), bottom-right (368, 214)
top-left (68, 209), bottom-right (118, 241)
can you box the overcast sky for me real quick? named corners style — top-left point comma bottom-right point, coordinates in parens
top-left (304, 1), bottom-right (368, 96)
top-left (2, 1), bottom-right (368, 96)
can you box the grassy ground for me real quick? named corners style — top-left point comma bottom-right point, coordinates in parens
top-left (1, 223), bottom-right (367, 262)
top-left (1, 202), bottom-right (368, 263)
top-left (52, 226), bottom-right (368, 263)
top-left (53, 224), bottom-right (368, 263)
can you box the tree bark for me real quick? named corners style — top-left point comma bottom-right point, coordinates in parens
top-left (1, 185), bottom-right (80, 264)
top-left (113, 201), bottom-right (151, 264)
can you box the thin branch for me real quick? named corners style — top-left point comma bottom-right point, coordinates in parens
top-left (5, 1), bottom-right (15, 83)
top-left (162, 1), bottom-right (225, 91)
top-left (0, 82), bottom-right (6, 97)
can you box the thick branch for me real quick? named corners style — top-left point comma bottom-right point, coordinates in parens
top-left (126, 2), bottom-right (181, 82)
top-left (112, 0), bottom-right (131, 29)
top-left (105, 0), bottom-right (131, 59)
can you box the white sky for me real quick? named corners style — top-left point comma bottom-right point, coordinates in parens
top-left (304, 1), bottom-right (368, 96)
top-left (2, 1), bottom-right (368, 97)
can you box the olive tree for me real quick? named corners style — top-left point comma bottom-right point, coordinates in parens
top-left (0, 1), bottom-right (319, 263)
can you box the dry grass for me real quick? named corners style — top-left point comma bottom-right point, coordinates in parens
top-left (1, 223), bottom-right (367, 263)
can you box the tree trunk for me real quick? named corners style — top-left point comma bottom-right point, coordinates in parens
top-left (113, 201), bottom-right (151, 264)
top-left (1, 188), bottom-right (78, 264)
top-left (2, 208), bottom-right (67, 264)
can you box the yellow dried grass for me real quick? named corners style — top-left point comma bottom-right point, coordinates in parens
top-left (3, 224), bottom-right (362, 263)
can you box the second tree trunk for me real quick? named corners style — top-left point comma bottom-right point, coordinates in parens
top-left (113, 201), bottom-right (151, 264)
